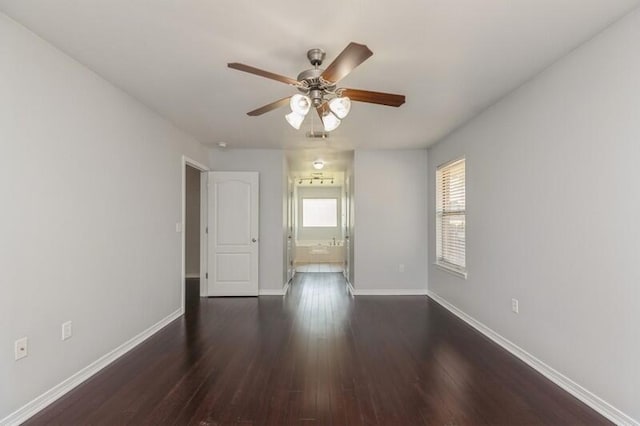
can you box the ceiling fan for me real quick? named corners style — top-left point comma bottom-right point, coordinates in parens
top-left (228, 42), bottom-right (405, 132)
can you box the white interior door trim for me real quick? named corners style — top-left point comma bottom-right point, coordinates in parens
top-left (181, 155), bottom-right (209, 313)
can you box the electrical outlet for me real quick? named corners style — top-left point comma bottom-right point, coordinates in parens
top-left (511, 298), bottom-right (519, 314)
top-left (399, 264), bottom-right (405, 273)
top-left (62, 321), bottom-right (72, 340)
top-left (15, 337), bottom-right (28, 361)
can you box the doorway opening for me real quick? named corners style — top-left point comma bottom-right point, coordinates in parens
top-left (184, 164), bottom-right (201, 312)
top-left (285, 151), bottom-right (354, 282)
top-left (181, 156), bottom-right (208, 313)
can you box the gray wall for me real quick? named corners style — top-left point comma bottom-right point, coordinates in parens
top-left (208, 149), bottom-right (286, 291)
top-left (354, 150), bottom-right (428, 292)
top-left (0, 13), bottom-right (208, 420)
top-left (428, 9), bottom-right (640, 422)
top-left (185, 166), bottom-right (201, 277)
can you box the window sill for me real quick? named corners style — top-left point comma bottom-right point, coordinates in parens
top-left (434, 262), bottom-right (468, 280)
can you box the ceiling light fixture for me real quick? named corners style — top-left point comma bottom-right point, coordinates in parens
top-left (291, 94), bottom-right (311, 115)
top-left (321, 111), bottom-right (341, 132)
top-left (312, 160), bottom-right (324, 170)
top-left (329, 97), bottom-right (351, 119)
top-left (285, 111), bottom-right (305, 130)
top-left (285, 94), bottom-right (311, 129)
top-left (228, 43), bottom-right (406, 133)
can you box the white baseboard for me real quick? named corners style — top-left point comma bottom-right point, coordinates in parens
top-left (346, 280), bottom-right (355, 297)
top-left (0, 308), bottom-right (183, 426)
top-left (427, 291), bottom-right (638, 426)
top-left (283, 281), bottom-right (291, 296)
top-left (351, 288), bottom-right (428, 296)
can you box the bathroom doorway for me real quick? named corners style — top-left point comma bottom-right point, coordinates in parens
top-left (292, 175), bottom-right (346, 274)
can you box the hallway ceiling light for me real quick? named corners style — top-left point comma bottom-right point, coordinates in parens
top-left (312, 160), bottom-right (324, 170)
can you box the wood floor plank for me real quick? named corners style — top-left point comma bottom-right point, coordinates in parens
top-left (25, 275), bottom-right (611, 425)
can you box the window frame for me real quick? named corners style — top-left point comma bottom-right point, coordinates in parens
top-left (301, 197), bottom-right (339, 228)
top-left (435, 157), bottom-right (467, 279)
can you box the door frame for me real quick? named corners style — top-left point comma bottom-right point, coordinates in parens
top-left (181, 155), bottom-right (209, 312)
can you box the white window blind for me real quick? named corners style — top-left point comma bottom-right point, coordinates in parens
top-left (302, 198), bottom-right (338, 227)
top-left (436, 158), bottom-right (466, 275)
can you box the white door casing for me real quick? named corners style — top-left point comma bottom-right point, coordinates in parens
top-left (207, 172), bottom-right (259, 296)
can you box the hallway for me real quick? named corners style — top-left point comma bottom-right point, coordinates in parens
top-left (26, 274), bottom-right (608, 425)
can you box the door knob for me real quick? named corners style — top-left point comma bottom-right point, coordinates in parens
top-left (252, 238), bottom-right (257, 243)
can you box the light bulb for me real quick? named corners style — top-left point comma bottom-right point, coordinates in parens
top-left (322, 112), bottom-right (341, 132)
top-left (329, 97), bottom-right (351, 119)
top-left (290, 94), bottom-right (311, 116)
top-left (285, 111), bottom-right (305, 129)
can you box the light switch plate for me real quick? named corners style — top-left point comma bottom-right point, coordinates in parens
top-left (175, 222), bottom-right (183, 233)
top-left (62, 321), bottom-right (72, 340)
top-left (15, 337), bottom-right (28, 361)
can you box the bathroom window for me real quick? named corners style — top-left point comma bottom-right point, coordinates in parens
top-left (436, 158), bottom-right (466, 278)
top-left (302, 198), bottom-right (338, 227)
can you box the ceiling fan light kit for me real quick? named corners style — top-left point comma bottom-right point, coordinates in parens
top-left (290, 94), bottom-right (311, 116)
top-left (285, 111), bottom-right (305, 130)
top-left (329, 96), bottom-right (351, 119)
top-left (321, 111), bottom-right (341, 131)
top-left (228, 42), bottom-right (405, 133)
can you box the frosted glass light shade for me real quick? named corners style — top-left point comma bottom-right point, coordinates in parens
top-left (290, 94), bottom-right (311, 116)
top-left (329, 97), bottom-right (351, 119)
top-left (321, 112), bottom-right (341, 132)
top-left (285, 111), bottom-right (305, 129)
top-left (312, 160), bottom-right (324, 170)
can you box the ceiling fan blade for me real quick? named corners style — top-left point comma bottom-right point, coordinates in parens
top-left (340, 88), bottom-right (405, 107)
top-left (228, 63), bottom-right (299, 86)
top-left (321, 42), bottom-right (373, 84)
top-left (247, 97), bottom-right (291, 116)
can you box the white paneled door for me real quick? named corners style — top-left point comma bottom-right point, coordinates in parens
top-left (207, 172), bottom-right (259, 296)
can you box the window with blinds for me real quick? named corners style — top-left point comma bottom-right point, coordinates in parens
top-left (436, 158), bottom-right (466, 276)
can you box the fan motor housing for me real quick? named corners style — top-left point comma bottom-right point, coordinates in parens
top-left (296, 68), bottom-right (323, 83)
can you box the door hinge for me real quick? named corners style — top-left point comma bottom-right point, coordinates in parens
top-left (206, 227), bottom-right (208, 234)
top-left (206, 272), bottom-right (208, 279)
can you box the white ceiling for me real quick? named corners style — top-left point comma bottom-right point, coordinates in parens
top-left (1, 0), bottom-right (638, 151)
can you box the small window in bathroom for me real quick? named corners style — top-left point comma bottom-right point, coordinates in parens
top-left (302, 198), bottom-right (338, 227)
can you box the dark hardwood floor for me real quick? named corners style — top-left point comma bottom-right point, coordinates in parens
top-left (25, 273), bottom-right (609, 425)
